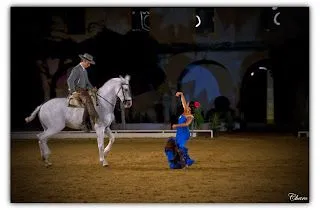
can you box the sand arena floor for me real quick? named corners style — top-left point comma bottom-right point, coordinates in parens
top-left (10, 134), bottom-right (309, 203)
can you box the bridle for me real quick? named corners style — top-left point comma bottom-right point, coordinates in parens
top-left (118, 83), bottom-right (132, 104)
top-left (97, 83), bottom-right (131, 107)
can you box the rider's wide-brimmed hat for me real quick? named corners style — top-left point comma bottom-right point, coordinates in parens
top-left (79, 53), bottom-right (95, 64)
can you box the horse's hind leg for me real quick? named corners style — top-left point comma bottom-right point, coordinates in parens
top-left (36, 132), bottom-right (45, 160)
top-left (37, 129), bottom-right (60, 167)
top-left (37, 121), bottom-right (48, 161)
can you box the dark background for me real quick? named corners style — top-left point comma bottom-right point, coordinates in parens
top-left (10, 7), bottom-right (309, 132)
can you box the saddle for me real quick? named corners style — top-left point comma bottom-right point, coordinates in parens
top-left (67, 89), bottom-right (98, 108)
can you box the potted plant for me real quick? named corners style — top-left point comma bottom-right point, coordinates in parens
top-left (210, 112), bottom-right (221, 137)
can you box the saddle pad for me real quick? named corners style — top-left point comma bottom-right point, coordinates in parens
top-left (67, 90), bottom-right (97, 108)
top-left (67, 92), bottom-right (84, 108)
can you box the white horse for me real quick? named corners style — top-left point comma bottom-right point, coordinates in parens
top-left (25, 75), bottom-right (132, 167)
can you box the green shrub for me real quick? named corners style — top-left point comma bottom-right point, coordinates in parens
top-left (193, 108), bottom-right (205, 129)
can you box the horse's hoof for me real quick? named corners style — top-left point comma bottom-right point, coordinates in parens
top-left (44, 160), bottom-right (52, 167)
top-left (45, 162), bottom-right (52, 167)
top-left (101, 161), bottom-right (109, 167)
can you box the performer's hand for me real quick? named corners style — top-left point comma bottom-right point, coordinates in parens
top-left (172, 124), bottom-right (177, 129)
top-left (175, 92), bottom-right (183, 97)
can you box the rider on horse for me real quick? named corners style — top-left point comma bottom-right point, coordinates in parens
top-left (67, 53), bottom-right (98, 132)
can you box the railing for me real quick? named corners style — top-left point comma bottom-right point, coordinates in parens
top-left (10, 130), bottom-right (214, 139)
top-left (297, 131), bottom-right (309, 138)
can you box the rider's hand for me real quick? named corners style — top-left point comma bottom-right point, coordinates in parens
top-left (69, 90), bottom-right (76, 95)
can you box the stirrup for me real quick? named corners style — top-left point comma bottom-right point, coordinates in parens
top-left (92, 116), bottom-right (99, 124)
top-left (81, 123), bottom-right (91, 132)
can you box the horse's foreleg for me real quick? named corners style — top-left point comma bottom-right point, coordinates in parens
top-left (95, 125), bottom-right (107, 167)
top-left (104, 127), bottom-right (115, 157)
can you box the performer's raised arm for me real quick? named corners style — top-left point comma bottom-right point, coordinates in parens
top-left (175, 91), bottom-right (188, 111)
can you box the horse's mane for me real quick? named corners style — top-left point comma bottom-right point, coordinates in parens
top-left (100, 75), bottom-right (131, 90)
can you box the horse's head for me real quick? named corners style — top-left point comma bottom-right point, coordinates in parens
top-left (117, 75), bottom-right (132, 108)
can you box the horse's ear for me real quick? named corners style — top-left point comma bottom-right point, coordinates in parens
top-left (125, 75), bottom-right (131, 81)
top-left (119, 75), bottom-right (124, 80)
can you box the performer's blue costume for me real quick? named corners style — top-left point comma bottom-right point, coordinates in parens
top-left (164, 115), bottom-right (195, 169)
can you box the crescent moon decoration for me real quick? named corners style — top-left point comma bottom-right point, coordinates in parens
top-left (140, 11), bottom-right (150, 31)
top-left (195, 15), bottom-right (201, 28)
top-left (274, 12), bottom-right (280, 26)
top-left (259, 66), bottom-right (268, 71)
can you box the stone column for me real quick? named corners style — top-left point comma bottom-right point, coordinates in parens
top-left (162, 93), bottom-right (171, 123)
top-left (266, 70), bottom-right (274, 124)
top-left (120, 102), bottom-right (126, 129)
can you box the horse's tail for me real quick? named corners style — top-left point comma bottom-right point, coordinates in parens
top-left (25, 105), bottom-right (42, 123)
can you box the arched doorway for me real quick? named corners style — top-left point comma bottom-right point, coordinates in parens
top-left (177, 59), bottom-right (232, 116)
top-left (240, 59), bottom-right (271, 124)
